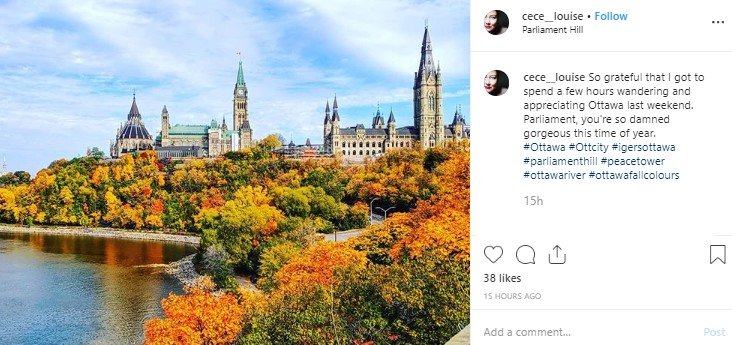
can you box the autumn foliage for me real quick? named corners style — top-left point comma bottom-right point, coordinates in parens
top-left (3, 139), bottom-right (470, 344)
top-left (274, 241), bottom-right (367, 292)
top-left (237, 145), bottom-right (469, 344)
top-left (388, 147), bottom-right (470, 262)
top-left (144, 276), bottom-right (245, 345)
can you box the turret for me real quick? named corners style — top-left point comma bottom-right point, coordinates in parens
top-left (324, 100), bottom-right (332, 124)
top-left (323, 100), bottom-right (332, 152)
top-left (331, 95), bottom-right (340, 135)
top-left (161, 105), bottom-right (170, 146)
top-left (372, 103), bottom-right (385, 129)
top-left (323, 100), bottom-right (332, 135)
top-left (388, 108), bottom-right (396, 138)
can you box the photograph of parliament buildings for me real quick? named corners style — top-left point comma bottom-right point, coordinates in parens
top-left (109, 25), bottom-right (469, 162)
top-left (0, 5), bottom-right (470, 342)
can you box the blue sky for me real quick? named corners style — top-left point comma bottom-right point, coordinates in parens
top-left (0, 0), bottom-right (469, 175)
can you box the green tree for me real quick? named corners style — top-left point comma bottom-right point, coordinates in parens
top-left (257, 240), bottom-right (302, 292)
top-left (303, 186), bottom-right (342, 221)
top-left (271, 186), bottom-right (310, 218)
top-left (303, 166), bottom-right (346, 201)
top-left (0, 171), bottom-right (31, 186)
top-left (216, 186), bottom-right (284, 271)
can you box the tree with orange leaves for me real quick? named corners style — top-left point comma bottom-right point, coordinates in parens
top-left (388, 148), bottom-right (470, 263)
top-left (274, 241), bottom-right (367, 292)
top-left (340, 146), bottom-right (470, 343)
top-left (144, 276), bottom-right (246, 345)
top-left (238, 242), bottom-right (368, 344)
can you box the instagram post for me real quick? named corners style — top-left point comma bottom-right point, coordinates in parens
top-left (0, 1), bottom-right (470, 344)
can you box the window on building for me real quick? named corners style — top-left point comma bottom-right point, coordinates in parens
top-left (342, 150), bottom-right (346, 155)
top-left (359, 150), bottom-right (363, 155)
top-left (353, 150), bottom-right (356, 155)
top-left (366, 142), bottom-right (370, 148)
top-left (342, 142), bottom-right (345, 148)
top-left (359, 142), bottom-right (363, 148)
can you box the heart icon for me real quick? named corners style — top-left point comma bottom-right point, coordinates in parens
top-left (484, 245), bottom-right (503, 263)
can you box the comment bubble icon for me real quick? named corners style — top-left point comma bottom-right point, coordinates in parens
top-left (516, 245), bottom-right (536, 264)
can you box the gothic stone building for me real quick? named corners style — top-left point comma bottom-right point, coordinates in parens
top-left (110, 94), bottom-right (154, 158)
top-left (111, 61), bottom-right (254, 159)
top-left (322, 26), bottom-right (469, 160)
top-left (156, 61), bottom-right (253, 158)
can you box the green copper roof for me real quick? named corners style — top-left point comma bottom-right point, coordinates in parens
top-left (236, 61), bottom-right (245, 87)
top-left (169, 125), bottom-right (209, 136)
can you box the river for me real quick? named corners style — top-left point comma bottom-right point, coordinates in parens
top-left (0, 231), bottom-right (197, 345)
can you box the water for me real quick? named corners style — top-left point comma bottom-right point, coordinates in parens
top-left (0, 232), bottom-right (197, 345)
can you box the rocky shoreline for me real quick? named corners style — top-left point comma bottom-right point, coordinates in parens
top-left (0, 224), bottom-right (200, 245)
top-left (166, 253), bottom-right (202, 286)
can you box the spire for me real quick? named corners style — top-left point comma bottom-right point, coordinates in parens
top-left (162, 105), bottom-right (168, 113)
top-left (388, 108), bottom-right (395, 123)
top-left (128, 93), bottom-right (141, 121)
top-left (331, 94), bottom-right (340, 122)
top-left (324, 100), bottom-right (332, 124)
top-left (371, 102), bottom-right (385, 128)
top-left (417, 24), bottom-right (436, 80)
top-left (452, 106), bottom-right (460, 125)
top-left (119, 92), bottom-right (152, 140)
top-left (236, 60), bottom-right (245, 87)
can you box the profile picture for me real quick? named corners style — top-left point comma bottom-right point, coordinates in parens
top-left (484, 10), bottom-right (509, 35)
top-left (484, 70), bottom-right (509, 96)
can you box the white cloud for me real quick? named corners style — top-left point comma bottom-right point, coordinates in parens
top-left (0, 0), bottom-right (469, 174)
top-left (292, 0), bottom-right (469, 77)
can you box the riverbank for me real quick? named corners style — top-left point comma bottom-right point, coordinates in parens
top-left (166, 254), bottom-right (201, 286)
top-left (0, 224), bottom-right (200, 245)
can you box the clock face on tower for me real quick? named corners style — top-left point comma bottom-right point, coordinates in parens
top-left (238, 89), bottom-right (244, 96)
